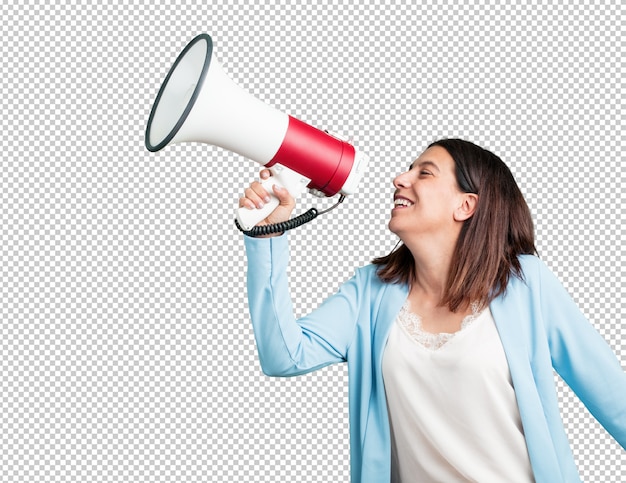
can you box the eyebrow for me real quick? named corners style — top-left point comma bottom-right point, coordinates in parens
top-left (409, 160), bottom-right (441, 172)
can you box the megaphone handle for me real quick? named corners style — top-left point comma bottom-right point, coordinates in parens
top-left (235, 165), bottom-right (310, 231)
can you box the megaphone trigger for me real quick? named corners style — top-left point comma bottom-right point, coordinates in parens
top-left (235, 164), bottom-right (310, 231)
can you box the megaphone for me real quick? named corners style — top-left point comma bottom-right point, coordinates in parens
top-left (145, 33), bottom-right (369, 232)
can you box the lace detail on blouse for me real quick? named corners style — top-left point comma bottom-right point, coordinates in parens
top-left (397, 301), bottom-right (482, 350)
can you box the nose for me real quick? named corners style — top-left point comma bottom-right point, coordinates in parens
top-left (393, 170), bottom-right (412, 190)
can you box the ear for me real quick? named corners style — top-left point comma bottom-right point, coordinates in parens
top-left (453, 193), bottom-right (478, 222)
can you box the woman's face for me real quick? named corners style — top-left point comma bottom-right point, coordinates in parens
top-left (389, 146), bottom-right (471, 242)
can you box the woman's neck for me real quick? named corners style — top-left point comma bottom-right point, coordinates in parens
top-left (403, 234), bottom-right (457, 306)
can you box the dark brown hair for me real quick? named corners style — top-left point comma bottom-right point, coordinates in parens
top-left (373, 138), bottom-right (536, 311)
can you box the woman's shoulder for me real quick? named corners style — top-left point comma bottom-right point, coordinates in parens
top-left (517, 253), bottom-right (542, 274)
top-left (349, 264), bottom-right (384, 289)
top-left (517, 254), bottom-right (557, 280)
top-left (356, 263), bottom-right (396, 283)
top-left (514, 254), bottom-right (568, 296)
top-left (353, 264), bottom-right (409, 300)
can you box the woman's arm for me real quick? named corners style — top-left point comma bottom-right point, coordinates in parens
top-left (538, 259), bottom-right (626, 449)
top-left (245, 234), bottom-right (362, 377)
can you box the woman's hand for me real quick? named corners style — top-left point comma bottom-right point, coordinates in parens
top-left (239, 169), bottom-right (296, 231)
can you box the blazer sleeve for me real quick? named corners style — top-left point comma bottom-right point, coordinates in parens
top-left (244, 234), bottom-right (362, 377)
top-left (537, 258), bottom-right (626, 449)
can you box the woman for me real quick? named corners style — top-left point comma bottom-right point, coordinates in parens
top-left (240, 139), bottom-right (626, 482)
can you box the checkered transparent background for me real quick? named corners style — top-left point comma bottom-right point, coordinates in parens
top-left (1, 0), bottom-right (623, 481)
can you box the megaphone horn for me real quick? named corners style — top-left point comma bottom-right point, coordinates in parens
top-left (145, 33), bottom-right (369, 231)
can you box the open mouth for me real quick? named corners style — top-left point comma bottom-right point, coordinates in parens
top-left (394, 197), bottom-right (414, 208)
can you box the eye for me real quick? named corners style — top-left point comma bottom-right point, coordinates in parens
top-left (419, 169), bottom-right (432, 176)
top-left (408, 164), bottom-right (429, 173)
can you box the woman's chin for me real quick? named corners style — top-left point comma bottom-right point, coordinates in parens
top-left (387, 217), bottom-right (403, 236)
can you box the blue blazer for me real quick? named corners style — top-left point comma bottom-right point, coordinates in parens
top-left (244, 235), bottom-right (626, 483)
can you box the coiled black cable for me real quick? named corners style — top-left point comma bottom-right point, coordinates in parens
top-left (235, 208), bottom-right (319, 237)
top-left (235, 195), bottom-right (345, 237)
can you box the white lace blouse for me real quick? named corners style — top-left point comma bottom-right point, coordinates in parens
top-left (382, 302), bottom-right (534, 482)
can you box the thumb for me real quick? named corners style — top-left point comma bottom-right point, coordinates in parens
top-left (272, 184), bottom-right (295, 206)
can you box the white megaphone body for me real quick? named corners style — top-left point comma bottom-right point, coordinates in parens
top-left (145, 33), bottom-right (369, 231)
